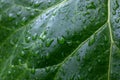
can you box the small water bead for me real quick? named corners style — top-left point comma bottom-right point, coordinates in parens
top-left (18, 59), bottom-right (22, 64)
top-left (22, 63), bottom-right (28, 68)
top-left (45, 67), bottom-right (51, 73)
top-left (10, 39), bottom-right (15, 46)
top-left (34, 1), bottom-right (40, 7)
top-left (32, 33), bottom-right (38, 40)
top-left (8, 13), bottom-right (15, 21)
top-left (39, 43), bottom-right (43, 48)
top-left (8, 70), bottom-right (11, 74)
top-left (30, 12), bottom-right (35, 17)
top-left (11, 65), bottom-right (15, 68)
top-left (57, 36), bottom-right (65, 44)
top-left (88, 34), bottom-right (96, 46)
top-left (25, 36), bottom-right (31, 43)
top-left (67, 41), bottom-right (72, 46)
top-left (45, 38), bottom-right (54, 47)
top-left (21, 51), bottom-right (25, 56)
top-left (26, 7), bottom-right (31, 11)
top-left (31, 67), bottom-right (35, 74)
top-left (39, 31), bottom-right (47, 41)
top-left (97, 59), bottom-right (101, 63)
top-left (115, 18), bottom-right (120, 23)
top-left (112, 10), bottom-right (116, 15)
top-left (8, 13), bottom-right (14, 17)
top-left (88, 67), bottom-right (92, 72)
top-left (22, 17), bottom-right (27, 23)
top-left (16, 11), bottom-right (22, 16)
top-left (23, 45), bottom-right (32, 50)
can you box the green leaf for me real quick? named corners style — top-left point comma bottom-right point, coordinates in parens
top-left (0, 0), bottom-right (120, 80)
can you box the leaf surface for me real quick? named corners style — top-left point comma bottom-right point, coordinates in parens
top-left (0, 0), bottom-right (120, 80)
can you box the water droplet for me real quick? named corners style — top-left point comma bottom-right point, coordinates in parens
top-left (88, 67), bottom-right (92, 72)
top-left (22, 63), bottom-right (28, 68)
top-left (39, 43), bottom-right (43, 48)
top-left (32, 33), bottom-right (38, 40)
top-left (104, 35), bottom-right (108, 42)
top-left (46, 53), bottom-right (50, 59)
top-left (8, 13), bottom-right (15, 21)
top-left (8, 70), bottom-right (11, 74)
top-left (26, 7), bottom-right (31, 10)
top-left (45, 67), bottom-right (50, 73)
top-left (46, 38), bottom-right (54, 47)
top-left (8, 13), bottom-right (13, 17)
top-left (77, 75), bottom-right (81, 79)
top-left (115, 18), bottom-right (120, 23)
top-left (86, 2), bottom-right (96, 9)
top-left (16, 11), bottom-right (22, 16)
top-left (83, 19), bottom-right (86, 23)
top-left (31, 67), bottom-right (35, 74)
top-left (18, 59), bottom-right (22, 64)
top-left (97, 59), bottom-right (101, 63)
top-left (112, 10), bottom-right (116, 15)
top-left (10, 39), bottom-right (15, 46)
top-left (67, 41), bottom-right (72, 46)
top-left (21, 51), bottom-right (25, 56)
top-left (11, 65), bottom-right (14, 68)
top-left (52, 12), bottom-right (56, 16)
top-left (25, 36), bottom-right (31, 43)
top-left (88, 34), bottom-right (96, 46)
top-left (30, 12), bottom-right (35, 17)
top-left (39, 31), bottom-right (47, 41)
top-left (34, 1), bottom-right (40, 7)
top-left (22, 17), bottom-right (27, 23)
top-left (57, 36), bottom-right (65, 44)
top-left (23, 45), bottom-right (31, 50)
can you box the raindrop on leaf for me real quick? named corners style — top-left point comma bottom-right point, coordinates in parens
top-left (8, 13), bottom-right (15, 21)
top-left (88, 34), bottom-right (96, 46)
top-left (32, 33), bottom-right (38, 40)
top-left (31, 67), bottom-right (35, 74)
top-left (16, 11), bottom-right (22, 16)
top-left (88, 67), bottom-right (92, 72)
top-left (34, 1), bottom-right (40, 7)
top-left (57, 36), bottom-right (65, 44)
top-left (45, 38), bottom-right (54, 47)
top-left (45, 67), bottom-right (50, 73)
top-left (25, 36), bottom-right (31, 43)
top-left (115, 18), bottom-right (120, 23)
top-left (112, 10), bottom-right (116, 15)
top-left (8, 70), bottom-right (11, 74)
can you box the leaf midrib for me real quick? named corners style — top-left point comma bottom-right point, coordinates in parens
top-left (107, 0), bottom-right (113, 80)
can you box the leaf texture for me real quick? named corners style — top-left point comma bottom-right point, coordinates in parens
top-left (0, 0), bottom-right (120, 80)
